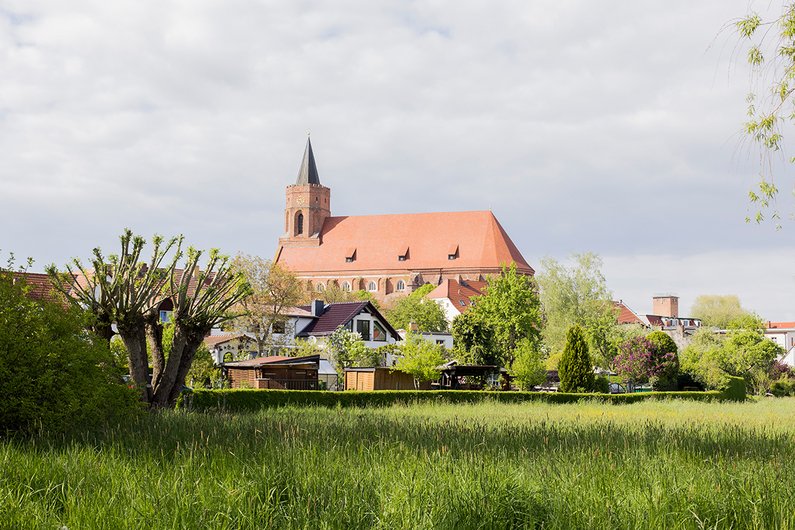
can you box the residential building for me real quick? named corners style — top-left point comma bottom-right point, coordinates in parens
top-left (613, 295), bottom-right (702, 349)
top-left (765, 321), bottom-right (795, 366)
top-left (427, 278), bottom-right (486, 323)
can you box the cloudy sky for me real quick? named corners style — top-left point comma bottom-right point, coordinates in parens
top-left (2, 0), bottom-right (794, 319)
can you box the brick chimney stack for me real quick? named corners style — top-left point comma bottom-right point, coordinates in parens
top-left (652, 295), bottom-right (679, 318)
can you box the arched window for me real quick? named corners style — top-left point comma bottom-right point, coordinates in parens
top-left (295, 211), bottom-right (304, 236)
top-left (342, 281), bottom-right (351, 292)
top-left (367, 281), bottom-right (377, 292)
top-left (396, 280), bottom-right (405, 291)
top-left (316, 283), bottom-right (325, 292)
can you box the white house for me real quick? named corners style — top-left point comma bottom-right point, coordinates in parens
top-left (766, 321), bottom-right (795, 366)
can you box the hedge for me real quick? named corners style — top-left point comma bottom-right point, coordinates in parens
top-left (178, 376), bottom-right (745, 412)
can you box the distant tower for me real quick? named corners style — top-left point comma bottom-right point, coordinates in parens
top-left (279, 138), bottom-right (331, 248)
top-left (652, 295), bottom-right (679, 318)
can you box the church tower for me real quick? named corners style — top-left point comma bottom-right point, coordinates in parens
top-left (279, 138), bottom-right (331, 248)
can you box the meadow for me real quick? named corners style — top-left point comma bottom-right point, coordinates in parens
top-left (3, 398), bottom-right (795, 529)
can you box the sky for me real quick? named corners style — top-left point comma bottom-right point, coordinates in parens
top-left (1, 0), bottom-right (794, 319)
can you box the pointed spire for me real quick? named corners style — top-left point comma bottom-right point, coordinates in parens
top-left (296, 136), bottom-right (321, 185)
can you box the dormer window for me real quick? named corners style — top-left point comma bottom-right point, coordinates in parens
top-left (448, 244), bottom-right (459, 260)
top-left (345, 248), bottom-right (356, 263)
top-left (397, 246), bottom-right (409, 262)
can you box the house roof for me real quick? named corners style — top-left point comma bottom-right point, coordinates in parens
top-left (613, 300), bottom-right (645, 326)
top-left (295, 300), bottom-right (401, 340)
top-left (295, 137), bottom-right (321, 185)
top-left (222, 354), bottom-right (320, 368)
top-left (11, 272), bottom-right (58, 302)
top-left (428, 279), bottom-right (487, 314)
top-left (203, 333), bottom-right (253, 348)
top-left (275, 210), bottom-right (533, 275)
top-left (768, 321), bottom-right (795, 330)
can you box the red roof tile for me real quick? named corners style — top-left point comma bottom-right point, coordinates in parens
top-left (768, 321), bottom-right (795, 330)
top-left (613, 301), bottom-right (645, 325)
top-left (428, 279), bottom-right (486, 314)
top-left (276, 211), bottom-right (533, 274)
top-left (12, 272), bottom-right (58, 302)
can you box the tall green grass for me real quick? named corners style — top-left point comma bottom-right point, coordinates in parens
top-left (2, 399), bottom-right (794, 529)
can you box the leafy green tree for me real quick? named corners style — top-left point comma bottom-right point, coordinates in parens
top-left (326, 326), bottom-right (370, 377)
top-left (48, 229), bottom-right (250, 408)
top-left (558, 325), bottom-right (594, 392)
top-left (186, 343), bottom-right (221, 389)
top-left (536, 253), bottom-right (619, 368)
top-left (645, 331), bottom-right (680, 391)
top-left (292, 338), bottom-right (323, 358)
top-left (451, 302), bottom-right (500, 365)
top-left (395, 333), bottom-right (446, 389)
top-left (690, 295), bottom-right (754, 329)
top-left (509, 338), bottom-right (546, 390)
top-left (385, 283), bottom-right (447, 332)
top-left (727, 313), bottom-right (766, 332)
top-left (679, 328), bottom-right (728, 389)
top-left (0, 269), bottom-right (139, 434)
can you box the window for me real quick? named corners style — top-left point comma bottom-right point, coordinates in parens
top-left (459, 300), bottom-right (466, 307)
top-left (342, 281), bottom-right (351, 292)
top-left (367, 281), bottom-right (377, 292)
top-left (448, 254), bottom-right (456, 260)
top-left (373, 321), bottom-right (387, 342)
top-left (436, 340), bottom-right (445, 345)
top-left (398, 255), bottom-right (406, 261)
top-left (346, 257), bottom-right (354, 263)
top-left (316, 283), bottom-right (325, 292)
top-left (159, 310), bottom-right (173, 323)
top-left (396, 280), bottom-right (405, 291)
top-left (296, 212), bottom-right (304, 235)
top-left (357, 320), bottom-right (371, 341)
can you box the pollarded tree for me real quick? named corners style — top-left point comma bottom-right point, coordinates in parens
top-left (558, 325), bottom-right (594, 393)
top-left (48, 229), bottom-right (250, 408)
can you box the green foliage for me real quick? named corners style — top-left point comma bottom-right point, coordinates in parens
top-left (722, 376), bottom-right (747, 402)
top-left (186, 344), bottom-right (221, 389)
top-left (509, 338), bottom-right (546, 390)
top-left (451, 309), bottom-right (500, 365)
top-left (536, 253), bottom-right (619, 368)
top-left (395, 333), bottom-right (446, 387)
top-left (690, 295), bottom-right (754, 329)
top-left (558, 325), bottom-right (594, 392)
top-left (727, 313), bottom-right (765, 331)
top-left (0, 271), bottom-right (140, 434)
top-left (680, 328), bottom-right (729, 389)
top-left (594, 375), bottom-right (610, 394)
top-left (385, 283), bottom-right (447, 332)
top-left (770, 378), bottom-right (795, 397)
top-left (292, 338), bottom-right (323, 358)
top-left (326, 327), bottom-right (370, 376)
top-left (645, 331), bottom-right (680, 391)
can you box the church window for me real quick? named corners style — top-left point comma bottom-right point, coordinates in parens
top-left (367, 281), bottom-right (377, 292)
top-left (295, 212), bottom-right (304, 235)
top-left (342, 281), bottom-right (351, 292)
top-left (396, 280), bottom-right (405, 291)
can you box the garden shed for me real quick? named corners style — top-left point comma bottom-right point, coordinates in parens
top-left (344, 367), bottom-right (431, 390)
top-left (223, 354), bottom-right (320, 390)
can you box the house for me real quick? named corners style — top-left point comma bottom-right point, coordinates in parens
top-left (204, 333), bottom-right (258, 364)
top-left (427, 279), bottom-right (487, 323)
top-left (295, 300), bottom-right (401, 352)
top-left (222, 354), bottom-right (320, 390)
top-left (397, 329), bottom-right (454, 352)
top-left (613, 295), bottom-right (701, 348)
top-left (274, 138), bottom-right (534, 304)
top-left (10, 271), bottom-right (60, 302)
top-left (765, 321), bottom-right (795, 366)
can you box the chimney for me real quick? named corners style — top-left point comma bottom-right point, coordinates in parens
top-left (311, 299), bottom-right (325, 317)
top-left (652, 295), bottom-right (678, 318)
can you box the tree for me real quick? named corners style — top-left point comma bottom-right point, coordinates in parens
top-left (536, 253), bottom-right (619, 368)
top-left (509, 338), bottom-right (546, 391)
top-left (613, 336), bottom-right (656, 391)
top-left (645, 331), bottom-right (680, 391)
top-left (690, 295), bottom-right (754, 329)
top-left (326, 326), bottom-right (370, 378)
top-left (229, 255), bottom-right (305, 355)
top-left (0, 267), bottom-right (139, 434)
top-left (558, 325), bottom-right (594, 392)
top-left (48, 230), bottom-right (250, 408)
top-left (736, 5), bottom-right (795, 224)
top-left (186, 343), bottom-right (221, 389)
top-left (395, 333), bottom-right (446, 389)
top-left (385, 283), bottom-right (448, 332)
top-left (451, 309), bottom-right (500, 365)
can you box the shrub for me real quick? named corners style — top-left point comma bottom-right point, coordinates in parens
top-left (721, 376), bottom-right (747, 402)
top-left (646, 331), bottom-right (679, 391)
top-left (0, 272), bottom-right (140, 435)
top-left (594, 375), bottom-right (610, 394)
top-left (770, 379), bottom-right (795, 397)
top-left (558, 325), bottom-right (594, 392)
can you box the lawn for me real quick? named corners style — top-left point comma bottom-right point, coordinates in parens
top-left (2, 398), bottom-right (795, 529)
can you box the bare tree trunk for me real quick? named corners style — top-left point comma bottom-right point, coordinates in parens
top-left (118, 322), bottom-right (151, 402)
top-left (167, 335), bottom-right (204, 405)
top-left (146, 316), bottom-right (166, 391)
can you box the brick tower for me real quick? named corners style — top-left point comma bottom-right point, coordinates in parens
top-left (279, 138), bottom-right (331, 248)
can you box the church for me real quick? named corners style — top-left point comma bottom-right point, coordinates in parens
top-left (274, 139), bottom-right (534, 304)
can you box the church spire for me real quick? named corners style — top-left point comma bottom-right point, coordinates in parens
top-left (296, 137), bottom-right (321, 185)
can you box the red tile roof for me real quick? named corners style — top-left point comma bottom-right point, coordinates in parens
top-left (203, 333), bottom-right (253, 348)
top-left (613, 301), bottom-right (645, 325)
top-left (276, 211), bottom-right (533, 274)
top-left (428, 279), bottom-right (486, 314)
top-left (222, 354), bottom-right (320, 368)
top-left (768, 321), bottom-right (795, 330)
top-left (12, 272), bottom-right (58, 302)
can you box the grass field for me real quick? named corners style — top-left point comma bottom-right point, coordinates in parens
top-left (3, 398), bottom-right (795, 529)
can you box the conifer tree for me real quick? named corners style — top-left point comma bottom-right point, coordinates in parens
top-left (558, 325), bottom-right (594, 392)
